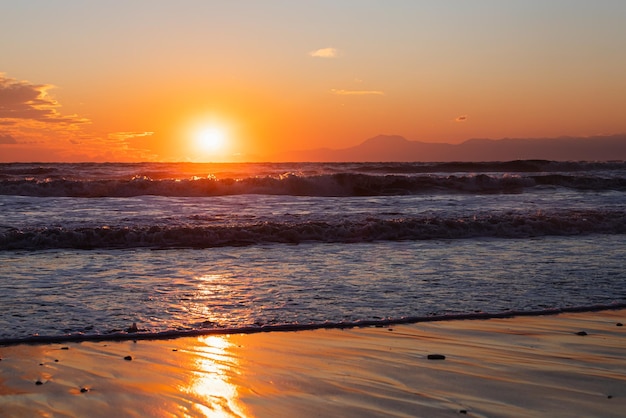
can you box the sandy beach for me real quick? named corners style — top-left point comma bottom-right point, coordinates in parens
top-left (1, 309), bottom-right (625, 417)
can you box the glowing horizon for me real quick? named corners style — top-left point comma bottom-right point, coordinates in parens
top-left (1, 1), bottom-right (626, 162)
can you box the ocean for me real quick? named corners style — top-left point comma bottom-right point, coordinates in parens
top-left (1, 161), bottom-right (625, 344)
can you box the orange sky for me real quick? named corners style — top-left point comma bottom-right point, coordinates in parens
top-left (2, 1), bottom-right (626, 162)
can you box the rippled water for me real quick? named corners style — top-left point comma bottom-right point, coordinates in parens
top-left (2, 236), bottom-right (625, 341)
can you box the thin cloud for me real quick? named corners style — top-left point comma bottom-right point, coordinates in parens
top-left (331, 89), bottom-right (384, 96)
top-left (108, 131), bottom-right (155, 141)
top-left (0, 73), bottom-right (88, 126)
top-left (0, 133), bottom-right (17, 144)
top-left (309, 47), bottom-right (339, 58)
top-left (455, 115), bottom-right (468, 122)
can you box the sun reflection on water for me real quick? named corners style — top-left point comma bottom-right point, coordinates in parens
top-left (185, 335), bottom-right (247, 418)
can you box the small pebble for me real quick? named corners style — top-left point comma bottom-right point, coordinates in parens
top-left (172, 349), bottom-right (178, 352)
top-left (459, 410), bottom-right (468, 414)
top-left (35, 380), bottom-right (43, 385)
top-left (575, 331), bottom-right (588, 336)
top-left (61, 347), bottom-right (69, 350)
top-left (608, 395), bottom-right (613, 399)
top-left (427, 354), bottom-right (446, 360)
top-left (388, 328), bottom-right (394, 332)
top-left (54, 359), bottom-right (59, 362)
top-left (80, 387), bottom-right (89, 393)
top-left (124, 355), bottom-right (133, 361)
top-left (616, 323), bottom-right (623, 327)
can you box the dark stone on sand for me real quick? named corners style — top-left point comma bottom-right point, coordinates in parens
top-left (124, 355), bottom-right (133, 361)
top-left (427, 354), bottom-right (446, 360)
top-left (608, 395), bottom-right (613, 399)
top-left (35, 380), bottom-right (43, 385)
top-left (54, 359), bottom-right (59, 362)
top-left (61, 346), bottom-right (69, 350)
top-left (459, 410), bottom-right (468, 414)
top-left (575, 331), bottom-right (588, 336)
top-left (80, 387), bottom-right (89, 393)
top-left (616, 323), bottom-right (623, 327)
top-left (172, 349), bottom-right (178, 352)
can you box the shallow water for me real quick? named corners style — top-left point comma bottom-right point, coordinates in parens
top-left (1, 236), bottom-right (625, 341)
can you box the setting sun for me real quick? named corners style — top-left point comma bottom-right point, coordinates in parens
top-left (195, 126), bottom-right (227, 153)
top-left (185, 117), bottom-right (238, 161)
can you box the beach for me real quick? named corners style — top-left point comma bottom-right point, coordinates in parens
top-left (1, 309), bottom-right (625, 417)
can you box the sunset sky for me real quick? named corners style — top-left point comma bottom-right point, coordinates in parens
top-left (1, 1), bottom-right (626, 162)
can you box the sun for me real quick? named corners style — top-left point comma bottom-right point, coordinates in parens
top-left (195, 126), bottom-right (227, 153)
top-left (186, 115), bottom-right (239, 161)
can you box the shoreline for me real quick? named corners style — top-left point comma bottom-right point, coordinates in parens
top-left (3, 302), bottom-right (626, 346)
top-left (2, 309), bottom-right (626, 417)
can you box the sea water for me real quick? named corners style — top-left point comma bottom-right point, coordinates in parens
top-left (1, 161), bottom-right (625, 343)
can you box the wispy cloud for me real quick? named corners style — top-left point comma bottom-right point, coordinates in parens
top-left (331, 89), bottom-right (384, 96)
top-left (0, 73), bottom-right (159, 161)
top-left (0, 133), bottom-right (17, 144)
top-left (65, 131), bottom-right (159, 161)
top-left (455, 115), bottom-right (468, 122)
top-left (309, 47), bottom-right (339, 58)
top-left (108, 131), bottom-right (154, 141)
top-left (0, 73), bottom-right (89, 126)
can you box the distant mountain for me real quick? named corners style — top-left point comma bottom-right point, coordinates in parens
top-left (273, 134), bottom-right (626, 162)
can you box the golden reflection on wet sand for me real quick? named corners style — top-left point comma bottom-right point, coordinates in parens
top-left (185, 335), bottom-right (248, 418)
top-left (1, 310), bottom-right (626, 417)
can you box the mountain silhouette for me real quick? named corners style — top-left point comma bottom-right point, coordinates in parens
top-left (273, 134), bottom-right (626, 162)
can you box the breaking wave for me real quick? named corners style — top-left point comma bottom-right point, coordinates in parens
top-left (2, 209), bottom-right (624, 250)
top-left (1, 172), bottom-right (625, 198)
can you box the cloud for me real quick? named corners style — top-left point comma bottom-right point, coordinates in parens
top-left (0, 74), bottom-right (162, 161)
top-left (309, 47), bottom-right (339, 58)
top-left (0, 133), bottom-right (17, 144)
top-left (108, 131), bottom-right (155, 141)
top-left (455, 115), bottom-right (468, 122)
top-left (331, 89), bottom-right (385, 96)
top-left (0, 73), bottom-right (88, 126)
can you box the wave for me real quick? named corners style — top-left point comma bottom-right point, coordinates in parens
top-left (3, 160), bottom-right (626, 177)
top-left (1, 171), bottom-right (625, 198)
top-left (2, 209), bottom-right (624, 250)
top-left (2, 302), bottom-right (624, 346)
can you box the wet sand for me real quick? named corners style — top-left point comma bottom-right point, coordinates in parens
top-left (1, 309), bottom-right (625, 417)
